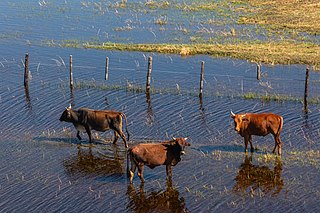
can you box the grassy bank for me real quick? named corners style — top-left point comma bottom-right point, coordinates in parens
top-left (49, 0), bottom-right (320, 69)
top-left (59, 41), bottom-right (319, 69)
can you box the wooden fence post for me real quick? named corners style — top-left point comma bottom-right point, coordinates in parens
top-left (105, 57), bottom-right (109, 80)
top-left (304, 68), bottom-right (309, 113)
top-left (199, 61), bottom-right (205, 98)
top-left (24, 53), bottom-right (29, 87)
top-left (256, 63), bottom-right (261, 80)
top-left (69, 55), bottom-right (73, 88)
top-left (146, 56), bottom-right (152, 93)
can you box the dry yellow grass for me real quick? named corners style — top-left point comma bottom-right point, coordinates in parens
top-left (238, 0), bottom-right (320, 33)
top-left (84, 42), bottom-right (320, 69)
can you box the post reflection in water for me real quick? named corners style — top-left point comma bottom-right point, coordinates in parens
top-left (233, 153), bottom-right (284, 196)
top-left (127, 181), bottom-right (189, 213)
top-left (63, 145), bottom-right (124, 177)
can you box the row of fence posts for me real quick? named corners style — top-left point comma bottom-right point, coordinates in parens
top-left (23, 53), bottom-right (311, 113)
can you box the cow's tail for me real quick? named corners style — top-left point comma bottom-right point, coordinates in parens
top-left (277, 116), bottom-right (284, 142)
top-left (121, 112), bottom-right (130, 141)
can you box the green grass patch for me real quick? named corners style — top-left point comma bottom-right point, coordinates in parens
top-left (46, 39), bottom-right (320, 68)
top-left (74, 41), bottom-right (320, 69)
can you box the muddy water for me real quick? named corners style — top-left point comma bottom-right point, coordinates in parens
top-left (1, 1), bottom-right (320, 212)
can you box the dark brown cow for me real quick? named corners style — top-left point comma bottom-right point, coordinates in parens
top-left (59, 105), bottom-right (130, 148)
top-left (230, 111), bottom-right (283, 155)
top-left (127, 137), bottom-right (191, 183)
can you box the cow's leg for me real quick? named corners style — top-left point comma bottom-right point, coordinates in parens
top-left (76, 131), bottom-right (82, 140)
top-left (129, 162), bottom-right (136, 184)
top-left (137, 164), bottom-right (145, 183)
top-left (166, 165), bottom-right (173, 181)
top-left (84, 126), bottom-right (93, 143)
top-left (274, 134), bottom-right (282, 155)
top-left (244, 135), bottom-right (249, 153)
top-left (272, 138), bottom-right (277, 155)
top-left (113, 128), bottom-right (128, 148)
top-left (249, 135), bottom-right (254, 152)
top-left (113, 131), bottom-right (120, 144)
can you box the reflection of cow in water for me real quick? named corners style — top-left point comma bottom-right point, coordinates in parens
top-left (233, 154), bottom-right (284, 196)
top-left (127, 181), bottom-right (189, 213)
top-left (63, 145), bottom-right (124, 177)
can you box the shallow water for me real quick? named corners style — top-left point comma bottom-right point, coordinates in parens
top-left (1, 1), bottom-right (320, 212)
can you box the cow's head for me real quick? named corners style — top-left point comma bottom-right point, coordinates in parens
top-left (230, 111), bottom-right (248, 134)
top-left (172, 137), bottom-right (191, 155)
top-left (59, 104), bottom-right (73, 122)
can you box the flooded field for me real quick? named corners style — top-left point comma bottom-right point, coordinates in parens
top-left (1, 1), bottom-right (320, 212)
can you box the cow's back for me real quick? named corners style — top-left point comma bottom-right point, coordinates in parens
top-left (130, 144), bottom-right (167, 167)
top-left (246, 113), bottom-right (283, 136)
top-left (78, 109), bottom-right (121, 131)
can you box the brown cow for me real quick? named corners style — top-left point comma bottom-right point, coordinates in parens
top-left (127, 137), bottom-right (191, 183)
top-left (59, 105), bottom-right (130, 148)
top-left (230, 111), bottom-right (283, 155)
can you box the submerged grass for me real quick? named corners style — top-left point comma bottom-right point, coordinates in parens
top-left (71, 80), bottom-right (318, 104)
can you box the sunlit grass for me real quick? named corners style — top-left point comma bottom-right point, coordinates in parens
top-left (42, 0), bottom-right (320, 69)
top-left (78, 41), bottom-right (320, 69)
top-left (237, 0), bottom-right (320, 34)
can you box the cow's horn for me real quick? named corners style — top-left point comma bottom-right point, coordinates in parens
top-left (230, 110), bottom-right (235, 117)
top-left (172, 137), bottom-right (176, 141)
top-left (67, 104), bottom-right (71, 110)
top-left (184, 137), bottom-right (188, 140)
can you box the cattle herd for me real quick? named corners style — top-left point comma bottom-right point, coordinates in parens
top-left (60, 105), bottom-right (283, 183)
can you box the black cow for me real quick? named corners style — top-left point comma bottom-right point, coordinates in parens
top-left (59, 105), bottom-right (130, 148)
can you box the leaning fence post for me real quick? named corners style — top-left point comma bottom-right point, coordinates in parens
top-left (24, 53), bottom-right (29, 87)
top-left (304, 67), bottom-right (309, 113)
top-left (146, 56), bottom-right (152, 93)
top-left (199, 61), bottom-right (205, 98)
top-left (105, 57), bottom-right (109, 80)
top-left (256, 63), bottom-right (261, 80)
top-left (69, 55), bottom-right (73, 88)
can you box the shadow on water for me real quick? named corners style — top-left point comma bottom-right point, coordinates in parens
top-left (198, 144), bottom-right (270, 155)
top-left (33, 136), bottom-right (108, 146)
top-left (126, 181), bottom-right (189, 213)
top-left (63, 145), bottom-right (124, 178)
top-left (233, 153), bottom-right (284, 196)
top-left (198, 145), bottom-right (244, 153)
